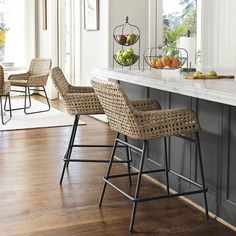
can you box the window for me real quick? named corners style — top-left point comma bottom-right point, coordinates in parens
top-left (163, 0), bottom-right (200, 67)
top-left (0, 0), bottom-right (35, 66)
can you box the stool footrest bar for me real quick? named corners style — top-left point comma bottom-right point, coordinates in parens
top-left (136, 188), bottom-right (208, 202)
top-left (63, 158), bottom-right (130, 163)
top-left (107, 169), bottom-right (166, 179)
top-left (72, 144), bottom-right (125, 148)
top-left (117, 139), bottom-right (143, 153)
top-left (169, 170), bottom-right (203, 188)
top-left (103, 177), bottom-right (208, 203)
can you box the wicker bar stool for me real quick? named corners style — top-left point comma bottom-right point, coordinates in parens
top-left (50, 67), bottom-right (134, 184)
top-left (0, 65), bottom-right (12, 124)
top-left (91, 78), bottom-right (209, 232)
top-left (6, 58), bottom-right (52, 114)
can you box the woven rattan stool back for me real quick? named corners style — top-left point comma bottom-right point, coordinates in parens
top-left (29, 58), bottom-right (52, 76)
top-left (51, 67), bottom-right (104, 115)
top-left (91, 79), bottom-right (144, 139)
top-left (50, 67), bottom-right (70, 96)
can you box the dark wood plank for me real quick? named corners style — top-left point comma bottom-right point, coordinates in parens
top-left (0, 95), bottom-right (235, 235)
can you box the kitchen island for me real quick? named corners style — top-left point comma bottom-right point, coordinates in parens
top-left (92, 68), bottom-right (236, 228)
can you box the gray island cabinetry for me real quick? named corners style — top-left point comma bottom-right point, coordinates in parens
top-left (92, 68), bottom-right (236, 227)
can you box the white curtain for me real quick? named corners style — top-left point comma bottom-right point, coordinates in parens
top-left (4, 0), bottom-right (35, 67)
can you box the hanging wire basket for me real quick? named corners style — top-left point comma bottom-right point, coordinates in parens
top-left (143, 42), bottom-right (188, 70)
top-left (113, 16), bottom-right (140, 68)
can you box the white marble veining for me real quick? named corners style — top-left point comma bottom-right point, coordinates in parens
top-left (92, 68), bottom-right (236, 106)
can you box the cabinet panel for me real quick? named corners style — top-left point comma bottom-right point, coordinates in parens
top-left (197, 99), bottom-right (223, 194)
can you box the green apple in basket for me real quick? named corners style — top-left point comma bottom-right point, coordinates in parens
top-left (126, 33), bottom-right (137, 45)
top-left (117, 49), bottom-right (124, 56)
top-left (126, 57), bottom-right (134, 66)
top-left (126, 47), bottom-right (134, 54)
top-left (123, 50), bottom-right (132, 59)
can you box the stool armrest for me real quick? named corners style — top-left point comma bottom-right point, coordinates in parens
top-left (68, 85), bottom-right (95, 94)
top-left (0, 81), bottom-right (11, 94)
top-left (8, 72), bottom-right (30, 81)
top-left (130, 99), bottom-right (161, 111)
top-left (27, 74), bottom-right (49, 87)
top-left (63, 92), bottom-right (104, 115)
top-left (135, 108), bottom-right (200, 138)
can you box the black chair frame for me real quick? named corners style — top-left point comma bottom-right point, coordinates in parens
top-left (60, 114), bottom-right (132, 184)
top-left (0, 92), bottom-right (12, 125)
top-left (99, 132), bottom-right (209, 232)
top-left (5, 86), bottom-right (50, 115)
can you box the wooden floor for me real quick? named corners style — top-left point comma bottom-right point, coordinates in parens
top-left (0, 96), bottom-right (235, 236)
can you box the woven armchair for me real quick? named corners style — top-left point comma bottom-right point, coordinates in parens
top-left (91, 78), bottom-right (208, 232)
top-left (50, 67), bottom-right (132, 184)
top-left (0, 65), bottom-right (12, 124)
top-left (7, 58), bottom-right (52, 114)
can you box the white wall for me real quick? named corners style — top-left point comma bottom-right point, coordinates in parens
top-left (80, 0), bottom-right (150, 85)
top-left (36, 0), bottom-right (151, 87)
top-left (36, 0), bottom-right (58, 99)
top-left (108, 0), bottom-right (149, 68)
top-left (80, 0), bottom-right (109, 85)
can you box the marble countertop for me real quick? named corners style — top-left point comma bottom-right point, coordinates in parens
top-left (92, 68), bottom-right (236, 106)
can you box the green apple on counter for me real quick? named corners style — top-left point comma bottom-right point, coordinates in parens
top-left (194, 70), bottom-right (204, 77)
top-left (207, 70), bottom-right (217, 76)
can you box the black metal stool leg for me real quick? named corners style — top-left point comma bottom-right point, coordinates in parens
top-left (164, 137), bottom-right (170, 194)
top-left (24, 86), bottom-right (50, 114)
top-left (24, 87), bottom-right (30, 113)
top-left (60, 115), bottom-right (79, 184)
top-left (4, 87), bottom-right (31, 111)
top-left (43, 86), bottom-right (51, 111)
top-left (195, 132), bottom-right (209, 218)
top-left (124, 135), bottom-right (132, 186)
top-left (129, 140), bottom-right (147, 232)
top-left (66, 115), bottom-right (80, 168)
top-left (0, 93), bottom-right (12, 125)
top-left (28, 87), bottom-right (32, 107)
top-left (0, 96), bottom-right (4, 125)
top-left (99, 133), bottom-right (120, 206)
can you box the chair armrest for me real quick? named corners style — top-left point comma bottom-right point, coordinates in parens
top-left (27, 74), bottom-right (49, 87)
top-left (8, 72), bottom-right (30, 81)
top-left (135, 108), bottom-right (200, 139)
top-left (68, 85), bottom-right (95, 93)
top-left (0, 81), bottom-right (11, 94)
top-left (130, 99), bottom-right (161, 111)
top-left (63, 92), bottom-right (104, 115)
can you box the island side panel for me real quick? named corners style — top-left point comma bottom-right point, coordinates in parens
top-left (220, 105), bottom-right (236, 226)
